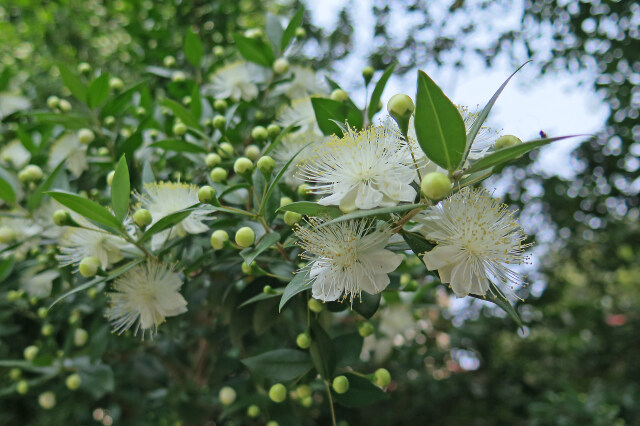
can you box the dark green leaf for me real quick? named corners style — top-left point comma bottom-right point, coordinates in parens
top-left (309, 320), bottom-right (336, 380)
top-left (116, 131), bottom-right (143, 160)
top-left (139, 206), bottom-right (198, 242)
top-left (150, 139), bottom-right (207, 154)
top-left (101, 81), bottom-right (146, 118)
top-left (266, 13), bottom-right (284, 55)
top-left (368, 63), bottom-right (396, 121)
top-left (352, 292), bottom-right (381, 319)
top-left (242, 349), bottom-right (313, 381)
top-left (0, 255), bottom-right (14, 283)
top-left (470, 290), bottom-right (524, 329)
top-left (0, 68), bottom-right (10, 91)
top-left (79, 364), bottom-right (114, 399)
top-left (57, 63), bottom-right (87, 103)
top-left (190, 84), bottom-right (202, 120)
top-left (240, 232), bottom-right (281, 265)
top-left (111, 155), bottom-right (130, 222)
top-left (184, 29), bottom-right (203, 67)
top-left (333, 373), bottom-right (389, 407)
top-left (87, 73), bottom-right (110, 108)
top-left (319, 203), bottom-right (427, 228)
top-left (47, 191), bottom-right (122, 230)
top-left (232, 34), bottom-right (275, 68)
top-left (414, 70), bottom-right (466, 170)
top-left (160, 98), bottom-right (201, 130)
top-left (0, 167), bottom-right (17, 204)
top-left (238, 292), bottom-right (280, 308)
top-left (279, 269), bottom-right (310, 312)
top-left (276, 201), bottom-right (342, 218)
top-left (27, 160), bottom-right (66, 212)
top-left (281, 9), bottom-right (304, 51)
top-left (334, 332), bottom-right (364, 367)
top-left (253, 298), bottom-right (280, 335)
top-left (401, 231), bottom-right (435, 256)
top-left (311, 97), bottom-right (363, 136)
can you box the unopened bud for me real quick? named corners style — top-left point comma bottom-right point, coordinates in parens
top-left (78, 128), bottom-right (95, 145)
top-left (494, 135), bottom-right (522, 150)
top-left (219, 386), bottom-right (236, 405)
top-left (420, 172), bottom-right (451, 200)
top-left (330, 89), bottom-right (349, 103)
top-left (210, 230), bottom-right (229, 250)
top-left (251, 126), bottom-right (268, 142)
top-left (374, 368), bottom-right (391, 387)
top-left (18, 165), bottom-right (43, 182)
top-left (233, 157), bottom-right (253, 175)
top-left (74, 328), bottom-right (88, 346)
top-left (79, 257), bottom-right (101, 278)
top-left (65, 373), bottom-right (82, 390)
top-left (267, 124), bottom-right (281, 138)
top-left (332, 376), bottom-right (350, 394)
top-left (307, 298), bottom-right (323, 313)
top-left (171, 71), bottom-right (186, 82)
top-left (257, 156), bottom-right (275, 175)
top-left (133, 209), bottom-right (152, 228)
top-left (284, 211), bottom-right (302, 226)
top-left (296, 332), bottom-right (311, 349)
top-left (53, 210), bottom-right (73, 226)
top-left (198, 186), bottom-right (217, 204)
top-left (269, 383), bottom-right (287, 403)
top-left (173, 121), bottom-right (187, 136)
top-left (9, 368), bottom-right (21, 381)
top-left (357, 322), bottom-right (374, 337)
top-left (0, 226), bottom-right (16, 244)
top-left (47, 96), bottom-right (60, 109)
top-left (210, 167), bottom-right (228, 182)
top-left (247, 404), bottom-right (260, 418)
top-left (77, 62), bottom-right (91, 74)
top-left (213, 115), bottom-right (226, 130)
top-left (388, 94), bottom-right (414, 136)
top-left (362, 66), bottom-right (375, 84)
top-left (295, 27), bottom-right (306, 39)
top-left (109, 77), bottom-right (124, 91)
top-left (205, 153), bottom-right (222, 168)
top-left (280, 197), bottom-right (293, 208)
top-left (213, 99), bottom-right (227, 112)
top-left (163, 55), bottom-right (176, 67)
top-left (273, 58), bottom-right (290, 74)
top-left (58, 99), bottom-right (72, 112)
top-left (41, 324), bottom-right (54, 336)
top-left (16, 380), bottom-right (29, 395)
top-left (244, 145), bottom-right (261, 161)
top-left (218, 142), bottom-right (233, 157)
top-left (106, 170), bottom-right (115, 186)
top-left (235, 227), bottom-right (255, 248)
top-left (24, 345), bottom-right (39, 361)
top-left (38, 391), bottom-right (56, 409)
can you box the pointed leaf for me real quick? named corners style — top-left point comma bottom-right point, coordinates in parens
top-left (279, 269), bottom-right (310, 311)
top-left (139, 206), bottom-right (199, 242)
top-left (318, 203), bottom-right (427, 228)
top-left (0, 167), bottom-right (17, 204)
top-left (309, 320), bottom-right (336, 380)
top-left (47, 191), bottom-right (122, 230)
top-left (470, 290), bottom-right (524, 329)
top-left (311, 97), bottom-right (363, 136)
top-left (101, 81), bottom-right (146, 118)
top-left (276, 201), bottom-right (342, 218)
top-left (281, 9), bottom-right (304, 51)
top-left (28, 160), bottom-right (66, 212)
top-left (368, 63), bottom-right (396, 121)
top-left (232, 34), bottom-right (275, 68)
top-left (266, 13), bottom-right (284, 55)
top-left (160, 98), bottom-right (201, 130)
top-left (87, 73), bottom-right (110, 108)
top-left (352, 292), bottom-right (381, 319)
top-left (184, 29), bottom-right (203, 68)
top-left (111, 156), bottom-right (130, 222)
top-left (150, 139), bottom-right (207, 154)
top-left (333, 373), bottom-right (389, 407)
top-left (242, 349), bottom-right (312, 381)
top-left (57, 63), bottom-right (87, 103)
top-left (401, 231), bottom-right (435, 256)
top-left (240, 232), bottom-right (281, 265)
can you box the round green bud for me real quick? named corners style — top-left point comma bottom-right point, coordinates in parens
top-left (273, 58), bottom-right (290, 74)
top-left (247, 404), bottom-right (260, 418)
top-left (296, 332), bottom-right (311, 349)
top-left (420, 172), bottom-right (452, 200)
top-left (9, 368), bottom-right (21, 381)
top-left (244, 144), bottom-right (261, 161)
top-left (182, 95), bottom-right (192, 106)
top-left (403, 279), bottom-right (418, 292)
top-left (387, 94), bottom-right (414, 120)
top-left (24, 345), bottom-right (39, 361)
top-left (87, 288), bottom-right (98, 299)
top-left (332, 375), bottom-right (350, 394)
top-left (7, 290), bottom-right (23, 302)
top-left (59, 99), bottom-right (72, 112)
top-left (362, 66), bottom-right (375, 83)
top-left (108, 77), bottom-right (124, 91)
top-left (213, 99), bottom-right (227, 112)
top-left (296, 384), bottom-right (312, 399)
top-left (19, 165), bottom-right (43, 182)
top-left (97, 147), bottom-right (110, 156)
top-left (210, 167), bottom-right (227, 183)
top-left (263, 285), bottom-right (274, 294)
top-left (65, 373), bottom-right (82, 390)
top-left (210, 230), bottom-right (229, 250)
top-left (218, 141), bottom-right (234, 157)
top-left (205, 153), bottom-right (222, 168)
top-left (241, 261), bottom-right (254, 275)
top-left (213, 46), bottom-right (225, 56)
top-left (266, 422), bottom-right (279, 426)
top-left (330, 89), bottom-right (349, 103)
top-left (77, 62), bottom-right (91, 74)
top-left (107, 170), bottom-right (115, 186)
top-left (77, 128), bottom-right (95, 145)
top-left (198, 186), bottom-right (217, 204)
top-left (171, 71), bottom-right (186, 82)
top-left (38, 391), bottom-right (56, 410)
top-left (269, 383), bottom-right (287, 403)
top-left (68, 310), bottom-right (81, 325)
top-left (213, 115), bottom-right (226, 130)
top-left (41, 324), bottom-right (54, 336)
top-left (120, 127), bottom-right (132, 137)
top-left (133, 209), bottom-right (152, 228)
top-left (235, 227), bottom-right (255, 248)
top-left (357, 322), bottom-right (374, 338)
top-left (295, 27), bottom-right (306, 39)
top-left (267, 124), bottom-right (281, 138)
top-left (494, 134), bottom-right (522, 150)
top-left (163, 55), bottom-right (176, 67)
top-left (219, 386), bottom-right (236, 406)
top-left (374, 368), bottom-right (391, 387)
top-left (135, 106), bottom-right (146, 117)
top-left (103, 115), bottom-right (115, 126)
top-left (251, 126), bottom-right (268, 142)
top-left (79, 257), bottom-right (101, 278)
top-left (173, 121), bottom-right (187, 136)
top-left (257, 156), bottom-right (275, 175)
top-left (0, 226), bottom-right (15, 244)
top-left (16, 380), bottom-right (29, 395)
top-left (284, 211), bottom-right (302, 226)
top-left (74, 328), bottom-right (88, 346)
top-left (297, 184), bottom-right (311, 196)
top-left (280, 197), bottom-right (293, 208)
top-left (307, 298), bottom-right (323, 313)
top-left (46, 96), bottom-right (59, 109)
top-left (37, 307), bottom-right (48, 319)
top-left (53, 210), bottom-right (72, 226)
top-left (233, 157), bottom-right (254, 175)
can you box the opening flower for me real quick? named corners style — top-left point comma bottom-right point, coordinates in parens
top-left (48, 133), bottom-right (88, 178)
top-left (276, 97), bottom-right (321, 135)
top-left (273, 65), bottom-right (326, 99)
top-left (206, 61), bottom-right (261, 102)
top-left (106, 262), bottom-right (188, 337)
top-left (416, 187), bottom-right (531, 299)
top-left (295, 218), bottom-right (403, 302)
top-left (299, 125), bottom-right (417, 211)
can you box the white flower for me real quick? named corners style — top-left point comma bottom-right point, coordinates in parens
top-left (137, 182), bottom-right (210, 250)
top-left (299, 125), bottom-right (417, 211)
top-left (107, 262), bottom-right (188, 337)
top-left (295, 219), bottom-right (403, 302)
top-left (276, 97), bottom-right (321, 135)
top-left (417, 187), bottom-right (530, 299)
top-left (49, 133), bottom-right (88, 178)
top-left (458, 105), bottom-right (500, 161)
top-left (0, 216), bottom-right (42, 260)
top-left (1, 140), bottom-right (31, 169)
top-left (273, 130), bottom-right (325, 187)
top-left (273, 65), bottom-right (326, 99)
top-left (0, 92), bottom-right (30, 118)
top-left (206, 61), bottom-right (260, 102)
top-left (21, 269), bottom-right (59, 299)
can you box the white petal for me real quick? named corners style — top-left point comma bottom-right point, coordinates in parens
top-left (182, 218), bottom-right (208, 235)
top-left (450, 260), bottom-right (474, 297)
top-left (423, 245), bottom-right (460, 270)
top-left (355, 184), bottom-right (383, 209)
top-left (311, 272), bottom-right (342, 302)
top-left (438, 264), bottom-right (454, 284)
top-left (364, 250), bottom-right (403, 274)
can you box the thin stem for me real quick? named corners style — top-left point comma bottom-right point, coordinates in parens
top-left (392, 207), bottom-right (425, 234)
top-left (324, 380), bottom-right (337, 426)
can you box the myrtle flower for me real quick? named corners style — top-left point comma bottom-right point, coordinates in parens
top-left (458, 105), bottom-right (501, 161)
top-left (274, 65), bottom-right (326, 99)
top-left (276, 97), bottom-right (321, 135)
top-left (21, 269), bottom-right (59, 299)
top-left (299, 125), bottom-right (417, 211)
top-left (0, 92), bottom-right (30, 118)
top-left (1, 139), bottom-right (31, 169)
top-left (137, 182), bottom-right (211, 250)
top-left (0, 216), bottom-right (42, 260)
top-left (295, 218), bottom-right (403, 302)
top-left (416, 187), bottom-right (530, 299)
top-left (106, 262), bottom-right (187, 337)
top-left (273, 130), bottom-right (324, 187)
top-left (49, 133), bottom-right (88, 178)
top-left (206, 61), bottom-right (260, 102)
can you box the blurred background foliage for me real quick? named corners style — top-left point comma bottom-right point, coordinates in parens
top-left (0, 0), bottom-right (638, 425)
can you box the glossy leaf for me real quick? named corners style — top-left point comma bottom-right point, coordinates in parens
top-left (470, 290), bottom-right (524, 329)
top-left (281, 8), bottom-right (304, 51)
top-left (240, 232), bottom-right (281, 265)
top-left (139, 206), bottom-right (199, 242)
top-left (160, 98), bottom-right (201, 130)
top-left (333, 373), bottom-right (389, 407)
top-left (47, 191), bottom-right (122, 230)
top-left (401, 231), bottom-right (435, 256)
top-left (0, 255), bottom-right (14, 283)
top-left (368, 63), bottom-right (396, 121)
top-left (318, 203), bottom-right (427, 228)
top-left (0, 167), bottom-right (17, 204)
top-left (311, 97), bottom-right (363, 136)
top-left (242, 349), bottom-right (313, 381)
top-left (111, 155), bottom-right (130, 222)
top-left (309, 320), bottom-right (336, 380)
top-left (352, 292), bottom-right (381, 319)
top-left (150, 139), bottom-right (207, 154)
top-left (276, 201), bottom-right (342, 218)
top-left (334, 332), bottom-right (364, 367)
top-left (57, 63), bottom-right (87, 103)
top-left (87, 73), bottom-right (110, 108)
top-left (279, 269), bottom-right (310, 312)
top-left (101, 81), bottom-right (145, 118)
top-left (238, 292), bottom-right (280, 309)
top-left (232, 34), bottom-right (275, 68)
top-left (266, 13), bottom-right (284, 55)
top-left (184, 29), bottom-right (203, 68)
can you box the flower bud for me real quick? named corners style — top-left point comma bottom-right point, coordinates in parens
top-left (247, 404), bottom-right (260, 418)
top-left (357, 322), bottom-right (374, 337)
top-left (59, 99), bottom-right (72, 112)
top-left (24, 345), bottom-right (39, 361)
top-left (171, 71), bottom-right (186, 82)
top-left (104, 115), bottom-right (115, 126)
top-left (284, 211), bottom-right (302, 226)
top-left (241, 261), bottom-right (255, 275)
top-left (210, 167), bottom-right (228, 183)
top-left (296, 332), bottom-right (311, 349)
top-left (251, 126), bottom-right (268, 142)
top-left (295, 27), bottom-right (306, 39)
top-left (210, 230), bottom-right (229, 250)
top-left (494, 134), bottom-right (522, 150)
top-left (296, 384), bottom-right (312, 399)
top-left (77, 62), bottom-right (91, 74)
top-left (135, 106), bottom-right (146, 117)
top-left (16, 380), bottom-right (29, 395)
top-left (108, 77), bottom-right (124, 91)
top-left (9, 368), bottom-right (21, 381)
top-left (106, 170), bottom-right (115, 186)
top-left (297, 184), bottom-right (310, 196)
top-left (235, 227), bottom-right (255, 248)
top-left (163, 55), bottom-right (176, 67)
top-left (74, 328), bottom-right (88, 346)
top-left (244, 144), bottom-right (261, 161)
top-left (133, 209), bottom-right (152, 228)
top-left (18, 165), bottom-right (43, 182)
top-left (267, 124), bottom-right (281, 139)
top-left (47, 96), bottom-right (60, 109)
top-left (269, 383), bottom-right (287, 403)
top-left (307, 298), bottom-right (323, 313)
top-left (332, 376), bottom-right (350, 394)
top-left (77, 128), bottom-right (95, 145)
top-left (233, 157), bottom-right (253, 175)
top-left (173, 121), bottom-right (187, 136)
top-left (387, 94), bottom-right (414, 136)
top-left (182, 95), bottom-right (191, 106)
top-left (198, 186), bottom-right (217, 204)
top-left (362, 66), bottom-right (375, 84)
top-left (267, 422), bottom-right (279, 426)
top-left (65, 373), bottom-right (82, 390)
top-left (38, 391), bottom-right (56, 409)
top-left (374, 368), bottom-right (391, 387)
top-left (257, 156), bottom-right (275, 175)
top-left (0, 226), bottom-right (16, 244)
top-left (420, 172), bottom-right (452, 200)
top-left (7, 290), bottom-right (23, 301)
top-left (330, 89), bottom-right (349, 103)
top-left (52, 210), bottom-right (73, 227)
top-left (263, 285), bottom-right (275, 294)
top-left (301, 396), bottom-right (313, 407)
top-left (79, 257), bottom-right (101, 278)
top-left (37, 307), bottom-right (48, 319)
top-left (41, 324), bottom-right (54, 336)
top-left (218, 142), bottom-right (234, 157)
top-left (213, 115), bottom-right (226, 130)
top-left (219, 386), bottom-right (237, 405)
top-left (280, 197), bottom-right (293, 208)
top-left (205, 153), bottom-right (222, 168)
top-left (213, 46), bottom-right (225, 56)
top-left (273, 58), bottom-right (290, 74)
top-left (213, 99), bottom-right (227, 112)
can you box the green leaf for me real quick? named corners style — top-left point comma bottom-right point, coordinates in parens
top-left (111, 155), bottom-right (130, 222)
top-left (160, 98), bottom-right (201, 130)
top-left (0, 167), bottom-right (17, 204)
top-left (242, 349), bottom-right (313, 381)
top-left (139, 206), bottom-right (199, 243)
top-left (27, 160), bottom-right (66, 212)
top-left (240, 232), bottom-right (281, 265)
top-left (276, 201), bottom-right (342, 218)
top-left (57, 63), bottom-right (87, 103)
top-left (232, 34), bottom-right (275, 68)
top-left (414, 70), bottom-right (466, 171)
top-left (281, 9), bottom-right (304, 51)
top-left (263, 121), bottom-right (298, 155)
top-left (333, 373), bottom-right (389, 407)
top-left (87, 73), bottom-right (110, 108)
top-left (470, 290), bottom-right (524, 329)
top-left (318, 203), bottom-right (427, 228)
top-left (266, 13), bottom-right (284, 55)
top-left (101, 81), bottom-right (146, 118)
top-left (279, 269), bottom-right (310, 312)
top-left (334, 332), bottom-right (364, 367)
top-left (463, 135), bottom-right (580, 175)
top-left (190, 84), bottom-right (202, 120)
top-left (352, 292), bottom-right (381, 319)
top-left (47, 191), bottom-right (122, 230)
top-left (0, 68), bottom-right (11, 92)
top-left (150, 139), bottom-right (207, 154)
top-left (184, 29), bottom-right (203, 68)
top-left (79, 364), bottom-right (114, 399)
top-left (311, 97), bottom-right (363, 136)
top-left (238, 292), bottom-right (280, 309)
top-left (368, 63), bottom-right (396, 121)
top-left (309, 320), bottom-right (336, 380)
top-left (401, 231), bottom-right (435, 256)
top-left (116, 131), bottom-right (143, 160)
top-left (464, 61), bottom-right (531, 160)
top-left (0, 255), bottom-right (14, 283)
